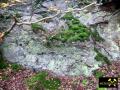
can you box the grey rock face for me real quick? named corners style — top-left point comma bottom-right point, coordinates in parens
top-left (1, 0), bottom-right (120, 77)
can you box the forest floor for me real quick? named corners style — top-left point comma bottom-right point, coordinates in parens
top-left (0, 61), bottom-right (120, 90)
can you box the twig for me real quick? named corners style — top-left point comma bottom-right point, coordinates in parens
top-left (17, 10), bottom-right (61, 25)
top-left (17, 2), bottom-right (96, 25)
top-left (3, 15), bottom-right (18, 37)
top-left (0, 15), bottom-right (18, 43)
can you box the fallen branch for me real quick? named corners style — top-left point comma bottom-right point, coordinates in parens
top-left (0, 15), bottom-right (18, 43)
top-left (4, 15), bottom-right (18, 36)
top-left (17, 2), bottom-right (96, 25)
top-left (17, 10), bottom-right (61, 25)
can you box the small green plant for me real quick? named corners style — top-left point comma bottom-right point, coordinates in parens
top-left (26, 71), bottom-right (61, 90)
top-left (82, 79), bottom-right (87, 86)
top-left (31, 23), bottom-right (44, 31)
top-left (0, 62), bottom-right (8, 69)
top-left (11, 63), bottom-right (22, 72)
top-left (0, 50), bottom-right (8, 69)
top-left (62, 12), bottom-right (74, 20)
top-left (94, 48), bottom-right (111, 65)
top-left (93, 70), bottom-right (104, 79)
top-left (96, 87), bottom-right (107, 90)
top-left (2, 75), bottom-right (9, 80)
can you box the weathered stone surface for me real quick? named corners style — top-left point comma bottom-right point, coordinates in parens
top-left (1, 0), bottom-right (120, 77)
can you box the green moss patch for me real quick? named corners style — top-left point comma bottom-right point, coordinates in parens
top-left (31, 23), bottom-right (45, 33)
top-left (0, 62), bottom-right (8, 69)
top-left (26, 71), bottom-right (61, 90)
top-left (0, 50), bottom-right (8, 69)
top-left (94, 48), bottom-right (111, 65)
top-left (82, 79), bottom-right (87, 86)
top-left (93, 70), bottom-right (104, 79)
top-left (11, 63), bottom-right (22, 72)
top-left (49, 12), bottom-right (90, 43)
top-left (96, 87), bottom-right (107, 90)
top-left (2, 75), bottom-right (9, 80)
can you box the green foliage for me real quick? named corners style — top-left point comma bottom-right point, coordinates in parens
top-left (62, 12), bottom-right (74, 20)
top-left (96, 87), bottom-right (107, 90)
top-left (71, 18), bottom-right (80, 24)
top-left (26, 71), bottom-right (61, 90)
top-left (0, 62), bottom-right (8, 69)
top-left (11, 63), bottom-right (22, 72)
top-left (82, 79), bottom-right (87, 86)
top-left (93, 70), bottom-right (104, 79)
top-left (31, 23), bottom-right (45, 33)
top-left (2, 75), bottom-right (9, 80)
top-left (0, 50), bottom-right (8, 69)
top-left (94, 48), bottom-right (111, 65)
top-left (31, 23), bottom-right (42, 30)
top-left (49, 12), bottom-right (90, 44)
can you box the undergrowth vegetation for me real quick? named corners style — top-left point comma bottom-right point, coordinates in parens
top-left (0, 50), bottom-right (8, 69)
top-left (10, 63), bottom-right (22, 72)
top-left (93, 70), bottom-right (104, 79)
top-left (26, 71), bottom-right (61, 90)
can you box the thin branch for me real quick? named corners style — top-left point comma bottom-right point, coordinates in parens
top-left (17, 10), bottom-right (61, 25)
top-left (0, 15), bottom-right (18, 43)
top-left (17, 2), bottom-right (96, 25)
top-left (3, 15), bottom-right (18, 37)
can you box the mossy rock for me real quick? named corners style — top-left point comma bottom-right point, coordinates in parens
top-left (46, 12), bottom-right (91, 46)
